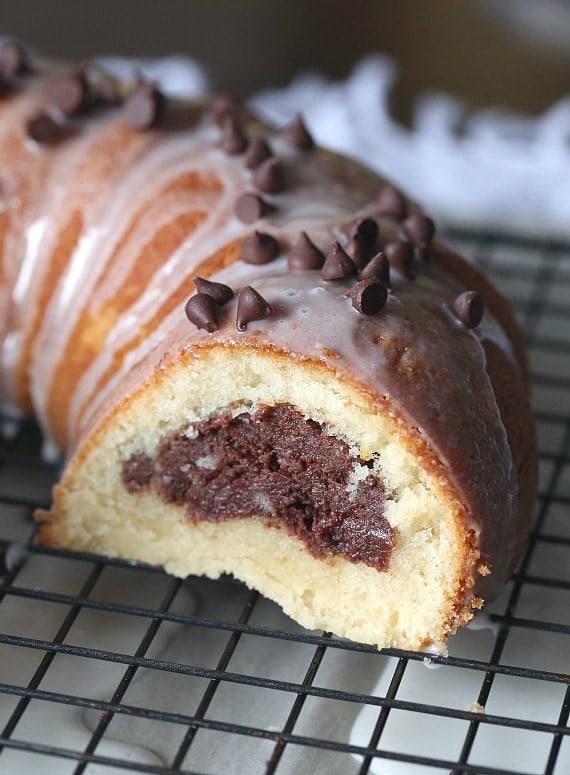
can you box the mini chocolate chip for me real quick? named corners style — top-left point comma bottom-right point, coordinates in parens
top-left (384, 240), bottom-right (415, 279)
top-left (288, 231), bottom-right (325, 270)
top-left (236, 286), bottom-right (272, 331)
top-left (26, 112), bottom-right (68, 144)
top-left (403, 214), bottom-right (435, 256)
top-left (252, 157), bottom-right (285, 194)
top-left (349, 216), bottom-right (379, 248)
top-left (360, 252), bottom-right (391, 287)
top-left (322, 241), bottom-right (358, 281)
top-left (0, 75), bottom-right (12, 98)
top-left (349, 279), bottom-right (388, 315)
top-left (94, 70), bottom-right (123, 105)
top-left (234, 192), bottom-right (272, 223)
top-left (124, 81), bottom-right (165, 130)
top-left (185, 293), bottom-right (220, 332)
top-left (374, 185), bottom-right (407, 219)
top-left (240, 231), bottom-right (280, 265)
top-left (219, 113), bottom-right (247, 154)
top-left (53, 70), bottom-right (89, 115)
top-left (211, 93), bottom-right (243, 127)
top-left (193, 276), bottom-right (234, 305)
top-left (0, 40), bottom-right (30, 79)
top-left (281, 113), bottom-right (314, 151)
top-left (244, 136), bottom-right (273, 169)
top-left (452, 291), bottom-right (484, 329)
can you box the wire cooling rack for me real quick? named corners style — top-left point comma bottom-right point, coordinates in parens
top-left (1, 229), bottom-right (569, 775)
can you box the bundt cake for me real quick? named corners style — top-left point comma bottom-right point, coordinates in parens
top-left (0, 44), bottom-right (537, 650)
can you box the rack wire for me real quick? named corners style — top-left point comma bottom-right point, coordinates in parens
top-left (1, 229), bottom-right (569, 775)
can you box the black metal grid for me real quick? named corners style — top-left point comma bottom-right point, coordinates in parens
top-left (1, 229), bottom-right (569, 775)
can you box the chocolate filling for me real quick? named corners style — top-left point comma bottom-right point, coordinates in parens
top-left (122, 404), bottom-right (394, 570)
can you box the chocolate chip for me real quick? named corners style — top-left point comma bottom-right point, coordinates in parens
top-left (94, 70), bottom-right (123, 105)
top-left (244, 136), bottom-right (273, 169)
top-left (185, 293), bottom-right (220, 332)
top-left (288, 231), bottom-right (325, 270)
top-left (193, 276), bottom-right (234, 305)
top-left (211, 93), bottom-right (243, 128)
top-left (240, 231), bottom-right (280, 265)
top-left (452, 291), bottom-right (484, 329)
top-left (343, 216), bottom-right (380, 269)
top-left (384, 240), bottom-right (415, 279)
top-left (322, 242), bottom-right (358, 281)
top-left (281, 113), bottom-right (314, 151)
top-left (252, 157), bottom-right (285, 194)
top-left (403, 214), bottom-right (435, 256)
top-left (219, 113), bottom-right (247, 154)
top-left (359, 252), bottom-right (390, 287)
top-left (53, 69), bottom-right (89, 115)
top-left (349, 279), bottom-right (388, 315)
top-left (123, 81), bottom-right (165, 130)
top-left (234, 193), bottom-right (272, 223)
top-left (0, 40), bottom-right (30, 80)
top-left (0, 75), bottom-right (12, 98)
top-left (26, 112), bottom-right (69, 144)
top-left (374, 185), bottom-right (407, 219)
top-left (236, 286), bottom-right (272, 330)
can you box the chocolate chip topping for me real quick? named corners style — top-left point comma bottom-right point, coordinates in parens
top-left (349, 279), bottom-right (388, 315)
top-left (219, 113), bottom-right (247, 154)
top-left (240, 231), bottom-right (280, 265)
top-left (452, 291), bottom-right (484, 329)
top-left (384, 240), bottom-right (415, 279)
top-left (343, 216), bottom-right (380, 269)
top-left (0, 75), bottom-right (11, 98)
top-left (211, 93), bottom-right (243, 128)
top-left (193, 276), bottom-right (234, 305)
top-left (252, 157), bottom-right (285, 194)
top-left (403, 214), bottom-right (435, 256)
top-left (374, 185), bottom-right (407, 219)
top-left (321, 242), bottom-right (358, 281)
top-left (281, 113), bottom-right (314, 151)
top-left (123, 81), bottom-right (165, 130)
top-left (236, 286), bottom-right (272, 330)
top-left (26, 112), bottom-right (69, 144)
top-left (92, 68), bottom-right (123, 105)
top-left (234, 192), bottom-right (272, 224)
top-left (288, 231), bottom-right (325, 271)
top-left (184, 292), bottom-right (220, 333)
top-left (52, 69), bottom-right (89, 116)
top-left (244, 136), bottom-right (273, 170)
top-left (0, 40), bottom-right (30, 80)
top-left (359, 252), bottom-right (391, 287)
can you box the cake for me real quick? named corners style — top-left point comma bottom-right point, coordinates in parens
top-left (0, 43), bottom-right (537, 650)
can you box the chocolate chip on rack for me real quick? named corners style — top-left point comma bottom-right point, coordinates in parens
top-left (0, 40), bottom-right (31, 80)
top-left (348, 279), bottom-right (388, 315)
top-left (322, 242), bottom-right (358, 281)
top-left (359, 252), bottom-right (391, 287)
top-left (403, 214), bottom-right (435, 257)
top-left (281, 113), bottom-right (314, 151)
top-left (252, 157), bottom-right (285, 194)
top-left (26, 112), bottom-right (70, 144)
top-left (453, 291), bottom-right (484, 329)
top-left (219, 113), bottom-right (247, 154)
top-left (384, 240), bottom-right (415, 280)
top-left (374, 184), bottom-right (408, 219)
top-left (123, 81), bottom-right (165, 130)
top-left (240, 231), bottom-right (280, 265)
top-left (236, 286), bottom-right (272, 330)
top-left (184, 293), bottom-right (220, 333)
top-left (244, 136), bottom-right (273, 170)
top-left (193, 277), bottom-right (234, 305)
top-left (234, 193), bottom-right (273, 224)
top-left (52, 68), bottom-right (90, 116)
top-left (287, 232), bottom-right (325, 271)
